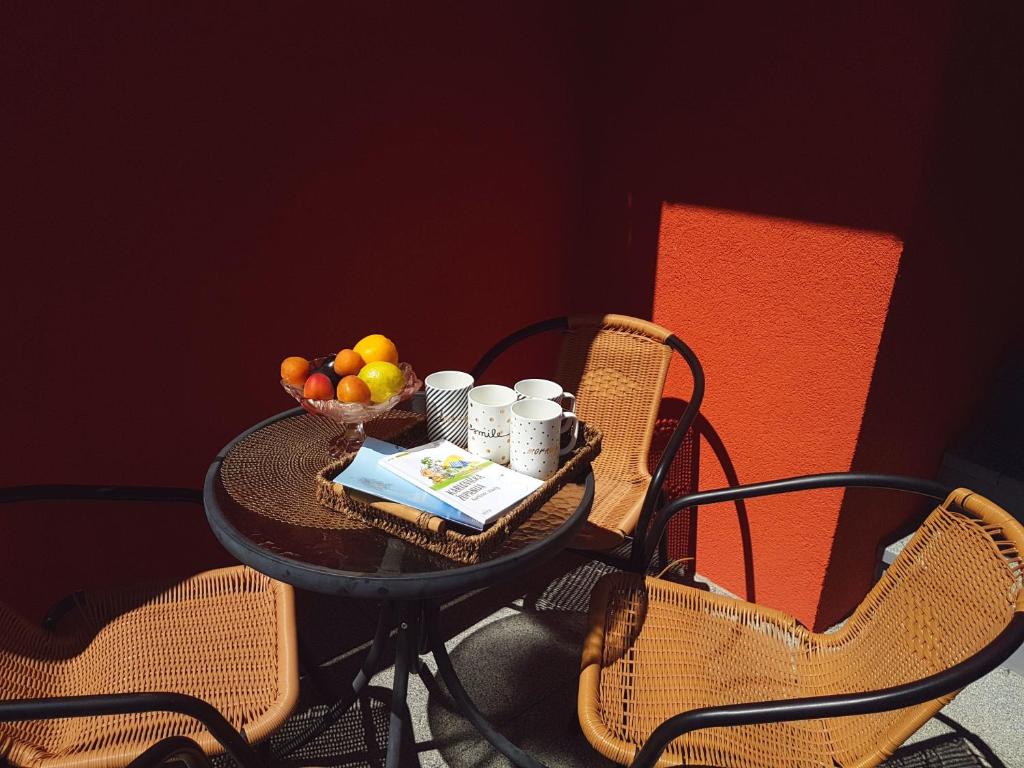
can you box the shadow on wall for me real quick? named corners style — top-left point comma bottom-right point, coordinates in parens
top-left (818, 0), bottom-right (1024, 628)
top-left (655, 397), bottom-right (756, 602)
top-left (579, 2), bottom-right (959, 284)
top-left (691, 411), bottom-right (755, 604)
top-left (647, 397), bottom-right (699, 569)
top-left (0, 499), bottom-right (231, 622)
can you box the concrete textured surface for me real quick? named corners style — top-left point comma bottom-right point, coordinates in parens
top-left (652, 204), bottom-right (904, 629)
top-left (274, 561), bottom-right (1022, 768)
top-left (903, 667), bottom-right (1023, 766)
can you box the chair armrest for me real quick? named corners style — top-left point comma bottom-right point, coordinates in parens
top-left (629, 612), bottom-right (1024, 768)
top-left (470, 316), bottom-right (568, 379)
top-left (634, 472), bottom-right (951, 569)
top-left (1, 485), bottom-right (202, 505)
top-left (0, 692), bottom-right (260, 768)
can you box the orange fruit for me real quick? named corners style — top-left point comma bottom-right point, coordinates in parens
top-left (280, 356), bottom-right (310, 387)
top-left (353, 334), bottom-right (399, 365)
top-left (333, 348), bottom-right (364, 377)
top-left (337, 375), bottom-right (371, 403)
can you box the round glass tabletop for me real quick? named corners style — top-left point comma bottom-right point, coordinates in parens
top-left (204, 405), bottom-right (595, 600)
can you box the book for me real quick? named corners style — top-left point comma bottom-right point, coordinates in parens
top-left (378, 440), bottom-right (543, 526)
top-left (331, 438), bottom-right (484, 531)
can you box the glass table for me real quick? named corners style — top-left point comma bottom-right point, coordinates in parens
top-left (203, 401), bottom-right (595, 768)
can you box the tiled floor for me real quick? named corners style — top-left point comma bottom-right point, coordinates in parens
top-left (271, 554), bottom-right (1023, 768)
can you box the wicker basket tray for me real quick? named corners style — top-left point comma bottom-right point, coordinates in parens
top-left (315, 419), bottom-right (601, 564)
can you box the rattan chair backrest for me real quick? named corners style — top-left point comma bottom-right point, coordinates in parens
top-left (554, 314), bottom-right (672, 493)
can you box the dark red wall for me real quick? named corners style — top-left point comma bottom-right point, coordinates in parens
top-left (1, 4), bottom-right (587, 617)
top-left (2, 3), bottom-right (1020, 626)
top-left (819, 0), bottom-right (1024, 627)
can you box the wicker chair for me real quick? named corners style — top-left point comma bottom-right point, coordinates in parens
top-left (473, 314), bottom-right (704, 559)
top-left (578, 475), bottom-right (1024, 768)
top-left (0, 486), bottom-right (299, 768)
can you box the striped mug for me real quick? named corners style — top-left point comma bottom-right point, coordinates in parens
top-left (424, 371), bottom-right (474, 448)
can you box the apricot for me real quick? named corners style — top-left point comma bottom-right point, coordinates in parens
top-left (280, 356), bottom-right (310, 387)
top-left (337, 375), bottom-right (371, 404)
top-left (333, 349), bottom-right (365, 377)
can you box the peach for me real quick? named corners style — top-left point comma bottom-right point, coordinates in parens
top-left (302, 372), bottom-right (334, 400)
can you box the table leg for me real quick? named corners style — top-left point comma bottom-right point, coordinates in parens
top-left (274, 599), bottom-right (551, 767)
top-left (272, 602), bottom-right (394, 759)
top-left (386, 605), bottom-right (420, 768)
top-left (423, 603), bottom-right (549, 768)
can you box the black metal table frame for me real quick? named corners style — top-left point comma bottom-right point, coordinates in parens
top-left (203, 407), bottom-right (597, 768)
top-left (270, 599), bottom-right (553, 768)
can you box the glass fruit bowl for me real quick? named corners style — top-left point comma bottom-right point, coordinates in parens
top-left (281, 358), bottom-right (422, 456)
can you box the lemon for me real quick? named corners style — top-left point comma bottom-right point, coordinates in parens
top-left (353, 334), bottom-right (399, 364)
top-left (358, 361), bottom-right (404, 403)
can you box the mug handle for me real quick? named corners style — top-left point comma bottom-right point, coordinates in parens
top-left (560, 392), bottom-right (577, 432)
top-left (559, 411), bottom-right (579, 456)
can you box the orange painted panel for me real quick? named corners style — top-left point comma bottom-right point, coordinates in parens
top-left (653, 204), bottom-right (902, 626)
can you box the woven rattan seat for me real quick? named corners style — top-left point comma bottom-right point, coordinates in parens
top-left (579, 488), bottom-right (1024, 768)
top-left (0, 566), bottom-right (298, 768)
top-left (474, 315), bottom-right (703, 554)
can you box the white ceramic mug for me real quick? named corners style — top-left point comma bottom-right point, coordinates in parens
top-left (425, 370), bottom-right (474, 448)
top-left (514, 378), bottom-right (578, 447)
top-left (509, 398), bottom-right (579, 480)
top-left (467, 384), bottom-right (518, 464)
top-left (513, 378), bottom-right (577, 413)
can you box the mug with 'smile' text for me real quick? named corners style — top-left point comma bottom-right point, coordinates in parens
top-left (467, 384), bottom-right (517, 464)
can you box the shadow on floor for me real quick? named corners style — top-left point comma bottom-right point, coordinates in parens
top-left (882, 734), bottom-right (1005, 768)
top-left (425, 610), bottom-right (616, 768)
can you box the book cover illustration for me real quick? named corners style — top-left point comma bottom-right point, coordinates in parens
top-left (380, 440), bottom-right (543, 525)
top-left (331, 437), bottom-right (484, 530)
top-left (417, 453), bottom-right (478, 484)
